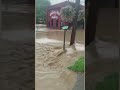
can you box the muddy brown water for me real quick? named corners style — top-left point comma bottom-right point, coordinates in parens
top-left (35, 28), bottom-right (85, 90)
top-left (36, 29), bottom-right (85, 44)
top-left (35, 42), bottom-right (85, 90)
top-left (36, 23), bottom-right (120, 90)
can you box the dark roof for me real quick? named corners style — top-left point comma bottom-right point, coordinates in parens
top-left (47, 1), bottom-right (84, 11)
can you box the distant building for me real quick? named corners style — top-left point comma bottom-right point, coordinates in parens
top-left (46, 1), bottom-right (84, 29)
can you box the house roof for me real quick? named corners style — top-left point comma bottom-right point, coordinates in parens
top-left (47, 1), bottom-right (84, 11)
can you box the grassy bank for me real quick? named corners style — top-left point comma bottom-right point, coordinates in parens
top-left (96, 73), bottom-right (119, 90)
top-left (68, 57), bottom-right (85, 72)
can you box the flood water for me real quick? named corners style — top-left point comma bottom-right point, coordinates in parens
top-left (35, 25), bottom-right (85, 90)
top-left (36, 24), bottom-right (84, 43)
top-left (35, 43), bottom-right (85, 90)
top-left (35, 23), bottom-right (119, 90)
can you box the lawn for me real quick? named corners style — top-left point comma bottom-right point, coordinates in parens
top-left (96, 73), bottom-right (119, 90)
top-left (68, 57), bottom-right (85, 72)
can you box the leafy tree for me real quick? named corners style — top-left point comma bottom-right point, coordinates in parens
top-left (36, 0), bottom-right (51, 24)
top-left (60, 0), bottom-right (84, 45)
top-left (60, 5), bottom-right (75, 23)
top-left (77, 10), bottom-right (85, 21)
top-left (60, 5), bottom-right (85, 22)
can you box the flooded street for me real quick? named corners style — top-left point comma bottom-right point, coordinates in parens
top-left (36, 28), bottom-right (85, 44)
top-left (35, 26), bottom-right (85, 90)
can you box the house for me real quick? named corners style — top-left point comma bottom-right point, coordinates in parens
top-left (46, 1), bottom-right (84, 29)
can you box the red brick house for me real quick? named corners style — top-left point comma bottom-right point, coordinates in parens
top-left (46, 1), bottom-right (84, 29)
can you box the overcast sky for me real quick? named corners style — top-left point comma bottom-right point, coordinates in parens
top-left (50, 0), bottom-right (85, 5)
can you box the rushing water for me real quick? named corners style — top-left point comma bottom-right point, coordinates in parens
top-left (36, 28), bottom-right (85, 44)
top-left (35, 42), bottom-right (85, 90)
top-left (35, 26), bottom-right (85, 90)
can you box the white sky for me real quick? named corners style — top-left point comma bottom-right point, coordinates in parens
top-left (50, 0), bottom-right (85, 5)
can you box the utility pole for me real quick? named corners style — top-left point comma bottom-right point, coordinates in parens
top-left (70, 0), bottom-right (80, 45)
top-left (63, 30), bottom-right (66, 50)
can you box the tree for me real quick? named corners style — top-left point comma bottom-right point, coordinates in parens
top-left (60, 1), bottom-right (83, 45)
top-left (60, 5), bottom-right (76, 50)
top-left (70, 0), bottom-right (80, 46)
top-left (36, 0), bottom-right (51, 24)
top-left (78, 10), bottom-right (85, 21)
top-left (60, 5), bottom-right (84, 23)
top-left (60, 5), bottom-right (75, 23)
top-left (78, 11), bottom-right (85, 29)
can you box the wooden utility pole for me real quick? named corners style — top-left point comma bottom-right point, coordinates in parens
top-left (63, 30), bottom-right (66, 50)
top-left (70, 0), bottom-right (80, 45)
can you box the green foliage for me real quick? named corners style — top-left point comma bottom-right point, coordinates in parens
top-left (60, 5), bottom-right (76, 22)
top-left (68, 57), bottom-right (85, 72)
top-left (77, 11), bottom-right (85, 21)
top-left (36, 0), bottom-right (51, 24)
top-left (60, 5), bottom-right (85, 23)
top-left (96, 73), bottom-right (119, 90)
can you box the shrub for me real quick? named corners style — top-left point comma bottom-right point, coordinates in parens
top-left (68, 57), bottom-right (85, 72)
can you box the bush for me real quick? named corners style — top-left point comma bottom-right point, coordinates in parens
top-left (68, 57), bottom-right (85, 72)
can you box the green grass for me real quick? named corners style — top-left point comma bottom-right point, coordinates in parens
top-left (68, 57), bottom-right (85, 72)
top-left (96, 73), bottom-right (119, 90)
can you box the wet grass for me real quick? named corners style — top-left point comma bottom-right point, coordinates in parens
top-left (96, 73), bottom-right (119, 90)
top-left (68, 57), bottom-right (85, 72)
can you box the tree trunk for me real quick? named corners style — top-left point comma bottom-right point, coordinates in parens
top-left (70, 0), bottom-right (80, 45)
